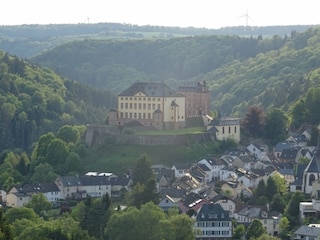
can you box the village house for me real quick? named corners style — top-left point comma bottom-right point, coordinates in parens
top-left (235, 206), bottom-right (282, 236)
top-left (273, 141), bottom-right (295, 159)
top-left (55, 174), bottom-right (113, 200)
top-left (6, 183), bottom-right (62, 207)
top-left (179, 192), bottom-right (207, 214)
top-left (207, 117), bottom-right (241, 143)
top-left (154, 168), bottom-right (175, 191)
top-left (171, 163), bottom-right (193, 178)
top-left (194, 203), bottom-right (232, 239)
top-left (210, 195), bottom-right (236, 218)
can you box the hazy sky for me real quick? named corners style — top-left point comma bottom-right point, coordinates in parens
top-left (1, 0), bottom-right (319, 29)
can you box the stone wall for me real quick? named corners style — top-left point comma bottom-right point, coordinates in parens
top-left (85, 124), bottom-right (215, 146)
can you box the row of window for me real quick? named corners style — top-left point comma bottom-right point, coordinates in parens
top-left (201, 230), bottom-right (230, 236)
top-left (222, 126), bottom-right (237, 134)
top-left (120, 102), bottom-right (161, 110)
top-left (120, 97), bottom-right (161, 101)
top-left (197, 221), bottom-right (230, 227)
top-left (119, 112), bottom-right (157, 120)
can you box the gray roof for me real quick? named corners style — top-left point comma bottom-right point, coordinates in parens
top-left (79, 175), bottom-right (110, 186)
top-left (59, 176), bottom-right (82, 187)
top-left (278, 168), bottom-right (294, 175)
top-left (295, 225), bottom-right (320, 237)
top-left (280, 148), bottom-right (300, 160)
top-left (119, 82), bottom-right (184, 98)
top-left (274, 141), bottom-right (295, 152)
top-left (172, 163), bottom-right (193, 170)
top-left (196, 203), bottom-right (231, 222)
top-left (305, 155), bottom-right (320, 173)
top-left (208, 117), bottom-right (240, 126)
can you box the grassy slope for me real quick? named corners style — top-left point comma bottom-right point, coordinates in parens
top-left (82, 140), bottom-right (221, 175)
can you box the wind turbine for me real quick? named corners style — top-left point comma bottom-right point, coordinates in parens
top-left (85, 16), bottom-right (90, 24)
top-left (239, 7), bottom-right (253, 32)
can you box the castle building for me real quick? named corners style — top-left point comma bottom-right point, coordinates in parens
top-left (108, 82), bottom-right (186, 130)
top-left (177, 80), bottom-right (211, 118)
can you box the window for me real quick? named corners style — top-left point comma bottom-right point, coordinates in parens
top-left (120, 103), bottom-right (123, 109)
top-left (143, 103), bottom-right (146, 109)
top-left (157, 104), bottom-right (160, 109)
top-left (152, 104), bottom-right (155, 110)
top-left (222, 127), bottom-right (225, 134)
top-left (228, 126), bottom-right (231, 134)
top-left (139, 103), bottom-right (141, 109)
top-left (125, 103), bottom-right (128, 109)
top-left (134, 103), bottom-right (137, 109)
top-left (129, 103), bottom-right (132, 109)
top-left (309, 174), bottom-right (316, 186)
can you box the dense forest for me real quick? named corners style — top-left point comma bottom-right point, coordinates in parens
top-left (0, 50), bottom-right (116, 152)
top-left (0, 23), bottom-right (313, 58)
top-left (31, 26), bottom-right (320, 116)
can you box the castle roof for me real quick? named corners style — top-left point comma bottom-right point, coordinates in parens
top-left (119, 82), bottom-right (184, 98)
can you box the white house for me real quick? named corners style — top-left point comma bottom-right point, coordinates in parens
top-left (171, 163), bottom-right (193, 178)
top-left (194, 203), bottom-right (232, 239)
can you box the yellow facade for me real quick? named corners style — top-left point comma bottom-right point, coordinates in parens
top-left (110, 82), bottom-right (186, 130)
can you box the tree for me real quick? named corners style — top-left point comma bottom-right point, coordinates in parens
top-left (266, 177), bottom-right (278, 201)
top-left (0, 209), bottom-right (13, 240)
top-left (256, 234), bottom-right (281, 240)
top-left (57, 125), bottom-right (80, 144)
top-left (132, 153), bottom-right (154, 186)
top-left (242, 105), bottom-right (265, 137)
top-left (271, 193), bottom-right (286, 213)
top-left (79, 194), bottom-right (112, 239)
top-left (279, 216), bottom-right (290, 240)
top-left (12, 215), bottom-right (94, 240)
top-left (264, 108), bottom-right (288, 143)
top-left (255, 180), bottom-right (266, 199)
top-left (246, 219), bottom-right (266, 239)
top-left (4, 207), bottom-right (38, 224)
top-left (233, 223), bottom-right (245, 239)
top-left (46, 138), bottom-right (69, 167)
top-left (25, 193), bottom-right (52, 215)
top-left (106, 202), bottom-right (194, 240)
top-left (30, 162), bottom-right (57, 183)
top-left (284, 191), bottom-right (306, 229)
top-left (33, 132), bottom-right (55, 160)
top-left (64, 152), bottom-right (82, 174)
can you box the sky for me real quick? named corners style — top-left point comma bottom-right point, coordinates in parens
top-left (1, 0), bottom-right (320, 29)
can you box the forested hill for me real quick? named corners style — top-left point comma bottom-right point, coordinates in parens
top-left (0, 22), bottom-right (314, 58)
top-left (32, 26), bottom-right (320, 116)
top-left (0, 51), bottom-right (116, 151)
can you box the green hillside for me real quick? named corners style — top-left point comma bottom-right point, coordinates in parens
top-left (31, 26), bottom-right (320, 116)
top-left (0, 51), bottom-right (116, 152)
top-left (0, 23), bottom-right (313, 58)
